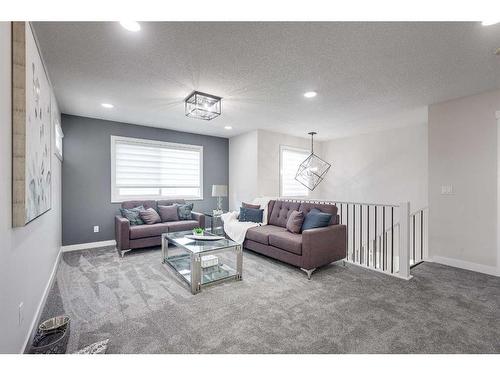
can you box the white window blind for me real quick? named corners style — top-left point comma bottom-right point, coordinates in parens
top-left (111, 136), bottom-right (203, 201)
top-left (280, 146), bottom-right (309, 198)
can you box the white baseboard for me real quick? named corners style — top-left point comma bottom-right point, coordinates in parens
top-left (22, 247), bottom-right (62, 353)
top-left (427, 256), bottom-right (499, 277)
top-left (61, 239), bottom-right (116, 252)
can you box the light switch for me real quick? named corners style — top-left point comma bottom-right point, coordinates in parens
top-left (441, 185), bottom-right (453, 195)
top-left (93, 225), bottom-right (99, 233)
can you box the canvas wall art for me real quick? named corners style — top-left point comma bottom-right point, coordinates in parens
top-left (12, 22), bottom-right (54, 226)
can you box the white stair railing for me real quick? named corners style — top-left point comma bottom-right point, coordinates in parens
top-left (278, 198), bottom-right (428, 280)
top-left (409, 207), bottom-right (428, 266)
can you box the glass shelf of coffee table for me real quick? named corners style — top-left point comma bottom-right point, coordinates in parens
top-left (161, 230), bottom-right (242, 294)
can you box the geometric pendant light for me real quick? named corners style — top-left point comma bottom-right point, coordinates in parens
top-left (295, 132), bottom-right (331, 191)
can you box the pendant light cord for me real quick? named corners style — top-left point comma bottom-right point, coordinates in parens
top-left (308, 131), bottom-right (316, 154)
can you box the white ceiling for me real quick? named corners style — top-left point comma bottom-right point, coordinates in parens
top-left (33, 22), bottom-right (500, 140)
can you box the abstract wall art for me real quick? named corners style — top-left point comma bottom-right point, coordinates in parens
top-left (12, 22), bottom-right (56, 226)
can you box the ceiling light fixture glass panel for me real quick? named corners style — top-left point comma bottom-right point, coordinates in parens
top-left (185, 91), bottom-right (222, 121)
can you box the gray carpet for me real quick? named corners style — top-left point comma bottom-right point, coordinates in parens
top-left (39, 246), bottom-right (500, 354)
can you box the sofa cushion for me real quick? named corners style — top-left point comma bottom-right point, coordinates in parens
top-left (286, 210), bottom-right (305, 234)
top-left (268, 231), bottom-right (303, 255)
top-left (120, 206), bottom-right (145, 226)
top-left (166, 220), bottom-right (199, 232)
top-left (245, 225), bottom-right (287, 245)
top-left (139, 208), bottom-right (161, 224)
top-left (239, 207), bottom-right (264, 223)
top-left (129, 222), bottom-right (169, 239)
top-left (301, 208), bottom-right (332, 231)
top-left (298, 202), bottom-right (337, 225)
top-left (268, 201), bottom-right (301, 228)
top-left (158, 204), bottom-right (179, 222)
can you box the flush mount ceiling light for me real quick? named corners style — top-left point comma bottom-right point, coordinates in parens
top-left (303, 91), bottom-right (317, 98)
top-left (224, 126), bottom-right (232, 130)
top-left (481, 21), bottom-right (500, 26)
top-left (120, 21), bottom-right (141, 32)
top-left (295, 132), bottom-right (331, 191)
top-left (101, 103), bottom-right (114, 108)
top-left (185, 91), bottom-right (222, 121)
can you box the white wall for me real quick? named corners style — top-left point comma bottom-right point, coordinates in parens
top-left (229, 130), bottom-right (258, 210)
top-left (428, 90), bottom-right (500, 275)
top-left (0, 22), bottom-right (62, 353)
top-left (320, 123), bottom-right (428, 211)
top-left (257, 129), bottom-right (323, 200)
top-left (229, 129), bottom-right (325, 210)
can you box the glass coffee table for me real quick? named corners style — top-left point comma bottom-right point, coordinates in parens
top-left (161, 230), bottom-right (242, 294)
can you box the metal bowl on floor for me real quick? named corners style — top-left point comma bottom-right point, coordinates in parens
top-left (30, 315), bottom-right (70, 354)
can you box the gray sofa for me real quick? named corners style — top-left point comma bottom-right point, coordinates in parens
top-left (115, 199), bottom-right (205, 256)
top-left (244, 200), bottom-right (347, 278)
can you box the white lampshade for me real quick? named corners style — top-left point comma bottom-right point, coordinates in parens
top-left (211, 185), bottom-right (227, 197)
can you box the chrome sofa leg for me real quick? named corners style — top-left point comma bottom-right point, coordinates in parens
top-left (300, 268), bottom-right (316, 280)
top-left (119, 248), bottom-right (132, 258)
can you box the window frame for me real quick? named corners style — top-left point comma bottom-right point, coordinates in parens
top-left (54, 119), bottom-right (64, 161)
top-left (110, 135), bottom-right (204, 203)
top-left (279, 144), bottom-right (310, 198)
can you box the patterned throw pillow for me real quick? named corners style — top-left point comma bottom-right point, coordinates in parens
top-left (119, 205), bottom-right (145, 226)
top-left (176, 203), bottom-right (194, 220)
top-left (74, 339), bottom-right (109, 354)
top-left (139, 207), bottom-right (161, 225)
top-left (239, 207), bottom-right (264, 223)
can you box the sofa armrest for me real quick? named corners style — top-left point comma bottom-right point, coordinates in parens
top-left (115, 215), bottom-right (130, 250)
top-left (301, 224), bottom-right (347, 270)
top-left (191, 211), bottom-right (206, 229)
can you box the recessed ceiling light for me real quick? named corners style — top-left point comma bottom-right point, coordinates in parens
top-left (120, 21), bottom-right (141, 32)
top-left (224, 126), bottom-right (233, 130)
top-left (481, 21), bottom-right (500, 26)
top-left (101, 103), bottom-right (114, 109)
top-left (304, 91), bottom-right (317, 98)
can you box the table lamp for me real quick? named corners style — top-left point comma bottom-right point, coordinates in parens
top-left (211, 185), bottom-right (227, 214)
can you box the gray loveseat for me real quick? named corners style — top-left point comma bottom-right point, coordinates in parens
top-left (244, 200), bottom-right (347, 278)
top-left (115, 199), bottom-right (205, 257)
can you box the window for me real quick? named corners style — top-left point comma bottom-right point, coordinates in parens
top-left (111, 135), bottom-right (203, 202)
top-left (54, 120), bottom-right (63, 161)
top-left (280, 145), bottom-right (309, 197)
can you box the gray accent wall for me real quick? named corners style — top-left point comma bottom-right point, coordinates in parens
top-left (62, 114), bottom-right (229, 246)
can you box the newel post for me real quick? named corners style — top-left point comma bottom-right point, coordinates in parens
top-left (398, 202), bottom-right (411, 279)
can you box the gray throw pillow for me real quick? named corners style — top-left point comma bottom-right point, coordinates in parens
top-left (301, 208), bottom-right (332, 231)
top-left (242, 202), bottom-right (260, 209)
top-left (176, 203), bottom-right (194, 220)
top-left (139, 208), bottom-right (161, 225)
top-left (286, 210), bottom-right (305, 234)
top-left (119, 205), bottom-right (145, 226)
top-left (158, 205), bottom-right (179, 222)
